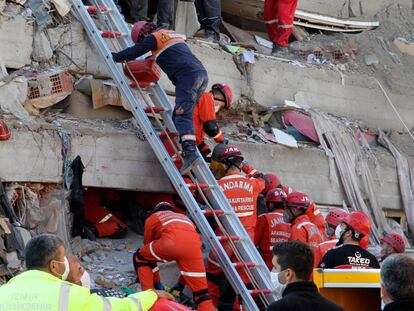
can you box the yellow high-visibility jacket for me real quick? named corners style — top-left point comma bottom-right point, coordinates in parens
top-left (0, 270), bottom-right (157, 311)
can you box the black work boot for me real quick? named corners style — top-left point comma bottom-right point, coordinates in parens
top-left (272, 43), bottom-right (289, 57)
top-left (180, 140), bottom-right (201, 175)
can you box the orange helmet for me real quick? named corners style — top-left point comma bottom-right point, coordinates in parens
top-left (264, 173), bottom-right (282, 194)
top-left (131, 21), bottom-right (156, 43)
top-left (285, 192), bottom-right (310, 210)
top-left (326, 208), bottom-right (348, 227)
top-left (342, 211), bottom-right (371, 238)
top-left (266, 188), bottom-right (287, 204)
top-left (212, 83), bottom-right (233, 109)
top-left (381, 232), bottom-right (405, 253)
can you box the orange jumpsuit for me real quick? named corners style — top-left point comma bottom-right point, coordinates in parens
top-left (290, 214), bottom-right (325, 251)
top-left (306, 202), bottom-right (327, 242)
top-left (193, 92), bottom-right (224, 157)
top-left (206, 170), bottom-right (266, 304)
top-left (254, 210), bottom-right (291, 269)
top-left (135, 210), bottom-right (214, 311)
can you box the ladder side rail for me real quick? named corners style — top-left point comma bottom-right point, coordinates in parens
top-left (70, 2), bottom-right (262, 308)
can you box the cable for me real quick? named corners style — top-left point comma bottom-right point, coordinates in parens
top-left (373, 77), bottom-right (414, 142)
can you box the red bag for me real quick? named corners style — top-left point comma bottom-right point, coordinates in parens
top-left (150, 299), bottom-right (192, 311)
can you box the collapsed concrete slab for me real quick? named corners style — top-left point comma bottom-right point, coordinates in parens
top-left (0, 119), bottom-right (405, 211)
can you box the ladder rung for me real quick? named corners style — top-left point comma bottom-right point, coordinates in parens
top-left (130, 81), bottom-right (153, 88)
top-left (203, 209), bottom-right (225, 217)
top-left (187, 183), bottom-right (210, 191)
top-left (101, 31), bottom-right (123, 38)
top-left (249, 289), bottom-right (272, 296)
top-left (234, 262), bottom-right (256, 269)
top-left (86, 5), bottom-right (109, 13)
top-left (144, 106), bottom-right (165, 113)
top-left (217, 235), bottom-right (240, 242)
top-left (159, 131), bottom-right (179, 139)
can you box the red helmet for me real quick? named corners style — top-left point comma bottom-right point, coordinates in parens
top-left (221, 145), bottom-right (244, 165)
top-left (326, 208), bottom-right (348, 227)
top-left (266, 188), bottom-right (287, 204)
top-left (285, 191), bottom-right (310, 210)
top-left (131, 21), bottom-right (156, 43)
top-left (381, 232), bottom-right (405, 253)
top-left (150, 298), bottom-right (191, 311)
top-left (264, 173), bottom-right (282, 194)
top-left (212, 83), bottom-right (233, 109)
top-left (342, 211), bottom-right (371, 238)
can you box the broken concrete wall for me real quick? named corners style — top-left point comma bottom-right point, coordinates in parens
top-left (184, 43), bottom-right (414, 132)
top-left (0, 122), bottom-right (171, 192)
top-left (0, 12), bottom-right (34, 69)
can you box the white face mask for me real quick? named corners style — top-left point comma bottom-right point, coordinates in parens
top-left (335, 224), bottom-right (343, 240)
top-left (55, 256), bottom-right (70, 281)
top-left (214, 103), bottom-right (221, 113)
top-left (381, 299), bottom-right (386, 310)
top-left (270, 271), bottom-right (287, 299)
top-left (80, 271), bottom-right (91, 288)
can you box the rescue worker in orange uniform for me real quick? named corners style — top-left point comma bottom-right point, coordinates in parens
top-left (194, 84), bottom-right (233, 161)
top-left (206, 145), bottom-right (267, 309)
top-left (263, 0), bottom-right (299, 55)
top-left (133, 202), bottom-right (215, 311)
top-left (112, 21), bottom-right (208, 175)
top-left (283, 192), bottom-right (325, 252)
top-left (305, 198), bottom-right (327, 241)
top-left (319, 211), bottom-right (380, 269)
top-left (314, 208), bottom-right (348, 266)
top-left (254, 188), bottom-right (291, 269)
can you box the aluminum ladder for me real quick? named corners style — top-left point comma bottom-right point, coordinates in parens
top-left (70, 1), bottom-right (277, 309)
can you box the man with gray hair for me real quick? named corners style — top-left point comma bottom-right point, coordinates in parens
top-left (380, 254), bottom-right (414, 311)
top-left (0, 234), bottom-right (173, 310)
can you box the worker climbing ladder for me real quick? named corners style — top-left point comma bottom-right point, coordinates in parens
top-left (70, 0), bottom-right (277, 309)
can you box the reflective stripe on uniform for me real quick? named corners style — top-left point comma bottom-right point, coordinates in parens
top-left (155, 41), bottom-right (186, 59)
top-left (297, 221), bottom-right (314, 229)
top-left (99, 213), bottom-right (113, 224)
top-left (314, 209), bottom-right (321, 215)
top-left (128, 296), bottom-right (143, 311)
top-left (181, 134), bottom-right (196, 141)
top-left (279, 24), bottom-right (293, 29)
top-left (237, 211), bottom-right (254, 217)
top-left (264, 19), bottom-right (279, 24)
top-left (220, 174), bottom-right (245, 180)
top-left (213, 130), bottom-right (223, 140)
top-left (58, 282), bottom-right (71, 311)
top-left (152, 266), bottom-right (160, 273)
top-left (102, 297), bottom-right (112, 311)
top-left (162, 219), bottom-right (195, 228)
top-left (149, 241), bottom-right (165, 262)
top-left (180, 271), bottom-right (207, 277)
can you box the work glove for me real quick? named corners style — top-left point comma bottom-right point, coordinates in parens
top-left (223, 137), bottom-right (229, 144)
top-left (154, 282), bottom-right (165, 290)
top-left (169, 282), bottom-right (185, 297)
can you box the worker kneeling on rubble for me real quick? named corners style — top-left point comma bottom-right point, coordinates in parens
top-left (0, 234), bottom-right (171, 311)
top-left (267, 241), bottom-right (345, 311)
top-left (319, 211), bottom-right (380, 269)
top-left (112, 21), bottom-right (208, 175)
top-left (380, 254), bottom-right (414, 311)
top-left (133, 202), bottom-right (215, 311)
top-left (194, 83), bottom-right (232, 161)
